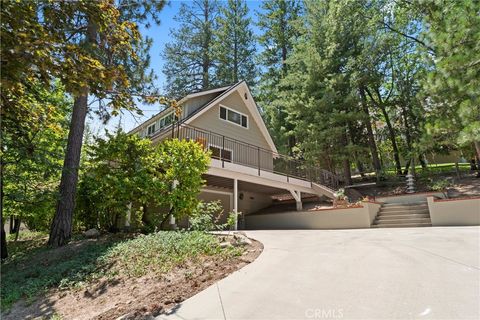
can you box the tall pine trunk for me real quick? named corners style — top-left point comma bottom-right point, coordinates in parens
top-left (366, 88), bottom-right (402, 175)
top-left (359, 87), bottom-right (382, 175)
top-left (342, 132), bottom-right (352, 186)
top-left (401, 104), bottom-right (413, 175)
top-left (48, 88), bottom-right (88, 247)
top-left (202, 1), bottom-right (210, 89)
top-left (1, 166), bottom-right (6, 260)
top-left (0, 136), bottom-right (7, 260)
top-left (381, 106), bottom-right (402, 175)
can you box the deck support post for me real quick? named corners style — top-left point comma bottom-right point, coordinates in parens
top-left (289, 190), bottom-right (303, 211)
top-left (170, 180), bottom-right (179, 229)
top-left (233, 178), bottom-right (238, 230)
top-left (125, 202), bottom-right (132, 228)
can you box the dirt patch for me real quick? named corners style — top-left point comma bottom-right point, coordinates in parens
top-left (2, 236), bottom-right (263, 320)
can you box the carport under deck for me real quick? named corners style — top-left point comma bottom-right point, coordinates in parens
top-left (200, 173), bottom-right (322, 228)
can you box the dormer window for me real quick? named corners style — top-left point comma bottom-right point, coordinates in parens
top-left (219, 106), bottom-right (248, 128)
top-left (147, 123), bottom-right (156, 135)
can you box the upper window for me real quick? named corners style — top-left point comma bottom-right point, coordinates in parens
top-left (219, 106), bottom-right (248, 128)
top-left (146, 112), bottom-right (174, 136)
top-left (147, 123), bottom-right (156, 135)
top-left (159, 112), bottom-right (174, 129)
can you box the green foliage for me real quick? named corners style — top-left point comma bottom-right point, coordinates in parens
top-left (76, 133), bottom-right (210, 231)
top-left (428, 178), bottom-right (452, 192)
top-left (104, 231), bottom-right (241, 277)
top-left (189, 201), bottom-right (226, 231)
top-left (77, 130), bottom-right (163, 231)
top-left (0, 232), bottom-right (242, 310)
top-left (1, 0), bottom-right (166, 112)
top-left (214, 0), bottom-right (256, 85)
top-left (226, 211), bottom-right (239, 230)
top-left (162, 0), bottom-right (218, 97)
top-left (2, 81), bottom-right (70, 231)
top-left (334, 188), bottom-right (347, 201)
top-left (256, 0), bottom-right (303, 154)
top-left (421, 1), bottom-right (480, 156)
top-left (1, 237), bottom-right (118, 310)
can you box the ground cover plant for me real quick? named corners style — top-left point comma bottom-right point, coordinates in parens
top-left (1, 231), bottom-right (244, 314)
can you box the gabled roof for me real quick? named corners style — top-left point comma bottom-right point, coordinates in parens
top-left (177, 85), bottom-right (231, 105)
top-left (130, 81), bottom-right (278, 153)
top-left (183, 81), bottom-right (278, 153)
top-left (128, 84), bottom-right (235, 135)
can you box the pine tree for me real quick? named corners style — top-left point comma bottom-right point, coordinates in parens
top-left (213, 0), bottom-right (256, 86)
top-left (1, 0), bottom-right (166, 247)
top-left (421, 1), bottom-right (480, 161)
top-left (256, 0), bottom-right (303, 154)
top-left (162, 0), bottom-right (218, 98)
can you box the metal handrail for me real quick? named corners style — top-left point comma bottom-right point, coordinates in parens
top-left (164, 123), bottom-right (340, 189)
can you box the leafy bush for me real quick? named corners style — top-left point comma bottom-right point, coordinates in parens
top-left (76, 132), bottom-right (210, 232)
top-left (429, 178), bottom-right (452, 197)
top-left (189, 201), bottom-right (225, 231)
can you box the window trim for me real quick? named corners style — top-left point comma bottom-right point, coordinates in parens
top-left (208, 143), bottom-right (233, 162)
top-left (147, 123), bottom-right (156, 135)
top-left (159, 112), bottom-right (174, 129)
top-left (219, 105), bottom-right (249, 129)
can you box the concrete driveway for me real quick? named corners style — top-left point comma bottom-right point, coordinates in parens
top-left (158, 227), bottom-right (480, 320)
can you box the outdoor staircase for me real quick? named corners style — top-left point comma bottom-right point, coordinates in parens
top-left (311, 182), bottom-right (336, 199)
top-left (372, 201), bottom-right (432, 228)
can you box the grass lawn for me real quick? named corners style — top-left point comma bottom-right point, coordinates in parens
top-left (1, 230), bottom-right (253, 319)
top-left (384, 162), bottom-right (471, 175)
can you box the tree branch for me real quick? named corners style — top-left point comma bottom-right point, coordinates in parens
top-left (381, 21), bottom-right (435, 54)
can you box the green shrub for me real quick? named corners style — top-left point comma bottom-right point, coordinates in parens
top-left (75, 132), bottom-right (210, 232)
top-left (189, 201), bottom-right (226, 231)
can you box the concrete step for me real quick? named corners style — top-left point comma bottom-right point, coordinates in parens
top-left (381, 201), bottom-right (427, 207)
top-left (372, 222), bottom-right (432, 228)
top-left (380, 205), bottom-right (428, 212)
top-left (378, 209), bottom-right (430, 215)
top-left (376, 213), bottom-right (431, 220)
top-left (374, 218), bottom-right (431, 225)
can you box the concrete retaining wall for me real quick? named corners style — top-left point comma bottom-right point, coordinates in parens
top-left (376, 192), bottom-right (444, 203)
top-left (245, 201), bottom-right (381, 230)
top-left (427, 196), bottom-right (480, 226)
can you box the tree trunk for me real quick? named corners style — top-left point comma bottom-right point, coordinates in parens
top-left (14, 218), bottom-right (20, 242)
top-left (474, 141), bottom-right (480, 162)
top-left (474, 141), bottom-right (480, 177)
top-left (48, 88), bottom-right (89, 247)
top-left (403, 159), bottom-right (411, 175)
top-left (380, 106), bottom-right (402, 175)
top-left (366, 88), bottom-right (402, 175)
top-left (359, 88), bottom-right (382, 175)
top-left (343, 158), bottom-right (352, 186)
top-left (0, 149), bottom-right (7, 260)
top-left (202, 2), bottom-right (210, 89)
top-left (0, 214), bottom-right (6, 261)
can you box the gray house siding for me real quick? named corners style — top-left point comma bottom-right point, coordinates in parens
top-left (189, 91), bottom-right (274, 170)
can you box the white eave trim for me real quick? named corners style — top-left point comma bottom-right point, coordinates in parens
top-left (177, 85), bottom-right (231, 105)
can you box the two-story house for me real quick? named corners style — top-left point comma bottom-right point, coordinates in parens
top-left (129, 81), bottom-right (336, 228)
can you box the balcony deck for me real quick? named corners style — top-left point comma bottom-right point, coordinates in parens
top-left (148, 123), bottom-right (338, 199)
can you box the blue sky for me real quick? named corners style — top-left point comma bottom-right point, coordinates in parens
top-left (88, 0), bottom-right (265, 134)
